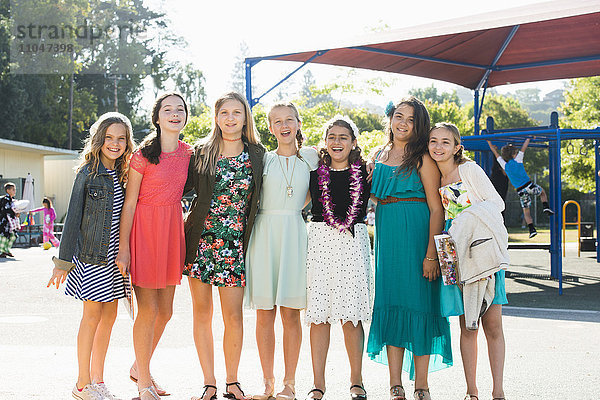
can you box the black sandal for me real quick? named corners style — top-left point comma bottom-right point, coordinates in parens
top-left (191, 384), bottom-right (217, 400)
top-left (223, 382), bottom-right (247, 400)
top-left (350, 384), bottom-right (367, 400)
top-left (305, 388), bottom-right (325, 400)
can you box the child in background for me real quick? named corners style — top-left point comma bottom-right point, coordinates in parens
top-left (31, 197), bottom-right (61, 248)
top-left (487, 138), bottom-right (553, 238)
top-left (48, 112), bottom-right (135, 400)
top-left (0, 182), bottom-right (18, 258)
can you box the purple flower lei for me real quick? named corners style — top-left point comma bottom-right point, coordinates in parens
top-left (317, 161), bottom-right (363, 232)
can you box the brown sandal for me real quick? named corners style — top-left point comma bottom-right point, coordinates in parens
top-left (413, 389), bottom-right (431, 400)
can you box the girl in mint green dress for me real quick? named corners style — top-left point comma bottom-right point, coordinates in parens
top-left (428, 122), bottom-right (507, 400)
top-left (366, 98), bottom-right (451, 400)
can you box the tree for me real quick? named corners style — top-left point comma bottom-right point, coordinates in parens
top-left (559, 76), bottom-right (600, 191)
top-left (409, 85), bottom-right (461, 106)
top-left (174, 63), bottom-right (207, 116)
top-left (230, 41), bottom-right (250, 95)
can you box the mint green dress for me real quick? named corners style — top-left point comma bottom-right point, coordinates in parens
top-left (366, 163), bottom-right (452, 380)
top-left (439, 181), bottom-right (508, 316)
top-left (245, 147), bottom-right (319, 310)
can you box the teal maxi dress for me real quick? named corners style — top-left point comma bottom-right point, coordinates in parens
top-left (366, 163), bottom-right (452, 380)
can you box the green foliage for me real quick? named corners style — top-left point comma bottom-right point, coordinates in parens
top-left (0, 0), bottom-right (184, 149)
top-left (181, 109), bottom-right (213, 144)
top-left (174, 63), bottom-right (207, 115)
top-left (559, 76), bottom-right (600, 192)
top-left (410, 85), bottom-right (461, 106)
top-left (426, 100), bottom-right (472, 137)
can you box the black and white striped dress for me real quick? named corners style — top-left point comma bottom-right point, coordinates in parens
top-left (65, 170), bottom-right (126, 302)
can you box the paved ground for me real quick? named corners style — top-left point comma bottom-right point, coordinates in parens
top-left (1, 246), bottom-right (599, 399)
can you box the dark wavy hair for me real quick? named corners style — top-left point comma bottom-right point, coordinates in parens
top-left (385, 96), bottom-right (430, 174)
top-left (319, 117), bottom-right (364, 166)
top-left (139, 92), bottom-right (189, 165)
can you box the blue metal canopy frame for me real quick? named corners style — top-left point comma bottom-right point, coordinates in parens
top-left (243, 6), bottom-right (600, 295)
top-left (463, 114), bottom-right (600, 296)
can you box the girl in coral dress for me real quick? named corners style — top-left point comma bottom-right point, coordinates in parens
top-left (116, 93), bottom-right (192, 400)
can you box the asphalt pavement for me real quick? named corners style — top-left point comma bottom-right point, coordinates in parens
top-left (1, 246), bottom-right (599, 399)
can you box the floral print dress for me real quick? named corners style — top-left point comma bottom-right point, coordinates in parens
top-left (184, 150), bottom-right (254, 287)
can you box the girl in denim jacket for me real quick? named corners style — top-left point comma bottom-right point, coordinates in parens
top-left (48, 112), bottom-right (135, 400)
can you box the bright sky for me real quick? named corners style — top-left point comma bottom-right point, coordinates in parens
top-left (147, 0), bottom-right (566, 109)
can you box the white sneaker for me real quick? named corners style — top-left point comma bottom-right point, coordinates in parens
top-left (93, 382), bottom-right (123, 400)
top-left (72, 384), bottom-right (102, 400)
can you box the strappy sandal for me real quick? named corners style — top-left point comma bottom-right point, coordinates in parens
top-left (224, 382), bottom-right (249, 400)
top-left (350, 384), bottom-right (367, 400)
top-left (463, 396), bottom-right (478, 400)
top-left (413, 389), bottom-right (431, 400)
top-left (304, 388), bottom-right (324, 400)
top-left (253, 378), bottom-right (275, 400)
top-left (390, 385), bottom-right (405, 400)
top-left (130, 366), bottom-right (169, 396)
top-left (191, 384), bottom-right (217, 400)
top-left (139, 386), bottom-right (161, 400)
top-left (276, 380), bottom-right (296, 400)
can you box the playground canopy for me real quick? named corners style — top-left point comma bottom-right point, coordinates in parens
top-left (245, 0), bottom-right (600, 295)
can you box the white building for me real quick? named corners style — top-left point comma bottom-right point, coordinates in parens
top-left (0, 138), bottom-right (79, 222)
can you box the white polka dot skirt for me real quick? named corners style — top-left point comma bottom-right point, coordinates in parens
top-left (305, 222), bottom-right (372, 326)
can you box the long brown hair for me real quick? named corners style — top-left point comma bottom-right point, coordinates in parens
top-left (318, 115), bottom-right (364, 166)
top-left (384, 96), bottom-right (430, 174)
top-left (140, 92), bottom-right (189, 165)
top-left (196, 92), bottom-right (260, 175)
top-left (78, 112), bottom-right (135, 184)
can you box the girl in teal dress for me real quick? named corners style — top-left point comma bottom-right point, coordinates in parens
top-left (428, 123), bottom-right (507, 400)
top-left (367, 98), bottom-right (452, 400)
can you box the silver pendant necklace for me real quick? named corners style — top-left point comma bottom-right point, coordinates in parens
top-left (277, 154), bottom-right (297, 198)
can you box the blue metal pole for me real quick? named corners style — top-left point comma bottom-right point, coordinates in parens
top-left (473, 90), bottom-right (481, 165)
top-left (549, 138), bottom-right (558, 279)
top-left (245, 60), bottom-right (254, 107)
top-left (557, 133), bottom-right (563, 295)
top-left (596, 139), bottom-right (600, 262)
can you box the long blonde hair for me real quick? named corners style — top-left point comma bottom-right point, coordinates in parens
top-left (78, 112), bottom-right (135, 184)
top-left (197, 92), bottom-right (260, 175)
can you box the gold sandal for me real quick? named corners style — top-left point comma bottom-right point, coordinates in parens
top-left (253, 378), bottom-right (275, 400)
top-left (276, 380), bottom-right (295, 400)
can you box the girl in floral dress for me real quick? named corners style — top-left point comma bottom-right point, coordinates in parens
top-left (183, 92), bottom-right (265, 400)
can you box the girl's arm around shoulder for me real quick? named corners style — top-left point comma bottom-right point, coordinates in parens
top-left (115, 167), bottom-right (143, 277)
top-left (299, 146), bottom-right (319, 171)
top-left (419, 153), bottom-right (443, 282)
top-left (460, 162), bottom-right (504, 212)
top-left (183, 148), bottom-right (198, 196)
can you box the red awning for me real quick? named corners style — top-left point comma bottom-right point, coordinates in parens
top-left (252, 0), bottom-right (600, 90)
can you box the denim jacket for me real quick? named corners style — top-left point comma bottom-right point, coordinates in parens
top-left (52, 162), bottom-right (122, 271)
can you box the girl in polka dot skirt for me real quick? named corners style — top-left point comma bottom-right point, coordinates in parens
top-left (304, 116), bottom-right (372, 400)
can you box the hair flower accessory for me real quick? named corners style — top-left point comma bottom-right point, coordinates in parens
top-left (385, 101), bottom-right (396, 117)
